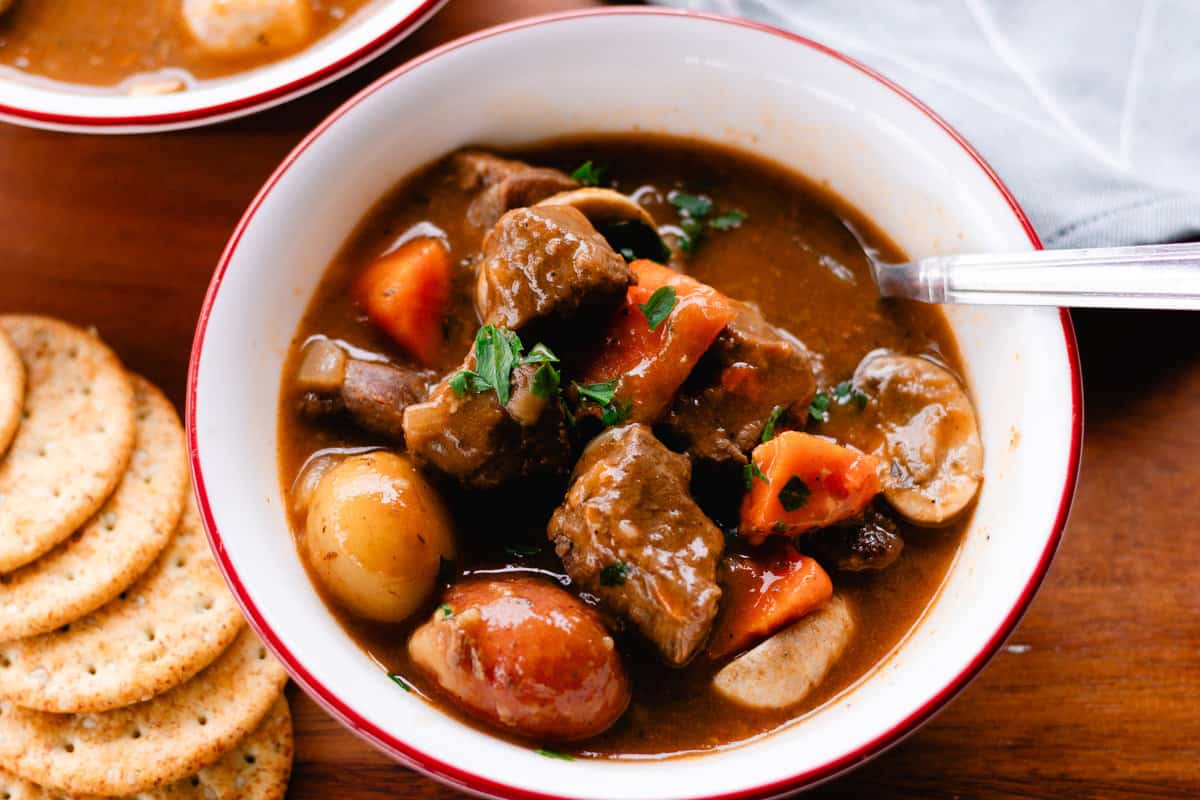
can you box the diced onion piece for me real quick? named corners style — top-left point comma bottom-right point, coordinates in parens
top-left (295, 339), bottom-right (347, 393)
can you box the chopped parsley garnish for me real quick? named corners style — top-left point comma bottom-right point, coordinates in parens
top-left (530, 363), bottom-right (561, 399)
top-left (637, 285), bottom-right (677, 330)
top-left (574, 379), bottom-right (618, 406)
top-left (708, 209), bottom-right (747, 230)
top-left (388, 673), bottom-right (413, 692)
top-left (778, 476), bottom-right (811, 512)
top-left (808, 391), bottom-right (831, 423)
top-left (668, 191), bottom-right (747, 252)
top-left (670, 192), bottom-right (713, 218)
top-left (600, 398), bottom-right (632, 427)
top-left (535, 748), bottom-right (575, 762)
top-left (600, 562), bottom-right (629, 586)
top-left (451, 326), bottom-right (562, 404)
top-left (439, 603), bottom-right (453, 618)
top-left (833, 380), bottom-right (870, 410)
top-left (762, 405), bottom-right (786, 443)
top-left (743, 461), bottom-right (768, 490)
top-left (570, 160), bottom-right (607, 187)
top-left (504, 543), bottom-right (542, 559)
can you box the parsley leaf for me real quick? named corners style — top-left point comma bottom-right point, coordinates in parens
top-left (530, 363), bottom-right (561, 399)
top-left (743, 461), bottom-right (768, 490)
top-left (600, 562), bottom-right (629, 586)
top-left (778, 476), bottom-right (811, 511)
top-left (521, 343), bottom-right (559, 365)
top-left (574, 379), bottom-right (618, 406)
top-left (601, 398), bottom-right (632, 427)
top-left (570, 160), bottom-right (607, 187)
top-left (439, 603), bottom-right (453, 618)
top-left (708, 209), bottom-right (747, 230)
top-left (388, 673), bottom-right (413, 692)
top-left (449, 370), bottom-right (490, 397)
top-left (670, 192), bottom-right (713, 218)
top-left (637, 286), bottom-right (677, 330)
top-left (535, 748), bottom-right (575, 762)
top-left (505, 543), bottom-right (542, 559)
top-left (808, 391), bottom-right (831, 423)
top-left (474, 325), bottom-right (523, 405)
top-left (762, 405), bottom-right (786, 443)
top-left (833, 380), bottom-right (869, 410)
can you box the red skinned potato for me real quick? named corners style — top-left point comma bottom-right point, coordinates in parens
top-left (408, 577), bottom-right (630, 741)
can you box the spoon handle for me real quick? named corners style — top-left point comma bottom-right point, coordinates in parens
top-left (876, 241), bottom-right (1200, 310)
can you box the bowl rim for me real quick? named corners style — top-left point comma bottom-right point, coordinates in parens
top-left (186, 8), bottom-right (1084, 799)
top-left (0, 0), bottom-right (446, 131)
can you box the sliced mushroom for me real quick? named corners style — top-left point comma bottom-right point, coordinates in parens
top-left (855, 353), bottom-right (982, 526)
top-left (712, 594), bottom-right (854, 710)
top-left (536, 188), bottom-right (669, 262)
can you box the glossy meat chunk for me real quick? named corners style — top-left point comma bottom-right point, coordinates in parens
top-left (661, 301), bottom-right (817, 465)
top-left (475, 206), bottom-right (633, 342)
top-left (547, 424), bottom-right (724, 666)
top-left (409, 577), bottom-right (630, 741)
top-left (453, 150), bottom-right (579, 230)
top-left (402, 354), bottom-right (571, 489)
top-left (295, 341), bottom-right (434, 441)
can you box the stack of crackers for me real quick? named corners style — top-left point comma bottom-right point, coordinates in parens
top-left (0, 316), bottom-right (293, 799)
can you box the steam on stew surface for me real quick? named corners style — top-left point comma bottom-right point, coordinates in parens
top-left (278, 135), bottom-right (983, 758)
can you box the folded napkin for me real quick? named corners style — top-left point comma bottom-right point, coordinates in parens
top-left (654, 0), bottom-right (1199, 248)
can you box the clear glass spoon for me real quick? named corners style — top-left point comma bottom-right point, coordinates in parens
top-left (871, 241), bottom-right (1200, 310)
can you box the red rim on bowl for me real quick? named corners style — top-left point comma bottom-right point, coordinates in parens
top-left (0, 0), bottom-right (446, 130)
top-left (187, 8), bottom-right (1084, 799)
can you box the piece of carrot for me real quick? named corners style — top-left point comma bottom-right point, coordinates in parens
top-left (580, 260), bottom-right (737, 422)
top-left (707, 539), bottom-right (833, 659)
top-left (353, 237), bottom-right (452, 367)
top-left (740, 431), bottom-right (882, 544)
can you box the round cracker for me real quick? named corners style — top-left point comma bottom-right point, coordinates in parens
top-left (0, 328), bottom-right (25, 460)
top-left (0, 627), bottom-right (288, 796)
top-left (0, 492), bottom-right (242, 712)
top-left (0, 316), bottom-right (136, 573)
top-left (0, 375), bottom-right (186, 641)
top-left (0, 695), bottom-right (293, 799)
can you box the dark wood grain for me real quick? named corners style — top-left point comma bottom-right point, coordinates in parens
top-left (1, 2), bottom-right (1197, 798)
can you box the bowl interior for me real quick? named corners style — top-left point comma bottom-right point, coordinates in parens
top-left (191, 11), bottom-right (1078, 800)
top-left (0, 0), bottom-right (442, 131)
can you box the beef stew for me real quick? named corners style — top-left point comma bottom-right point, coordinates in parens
top-left (278, 134), bottom-right (982, 758)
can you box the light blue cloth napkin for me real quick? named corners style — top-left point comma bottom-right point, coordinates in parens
top-left (654, 0), bottom-right (1200, 248)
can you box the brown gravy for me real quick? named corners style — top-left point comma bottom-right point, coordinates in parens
top-left (278, 134), bottom-right (968, 758)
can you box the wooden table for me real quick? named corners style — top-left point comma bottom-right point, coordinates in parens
top-left (1, 2), bottom-right (1197, 798)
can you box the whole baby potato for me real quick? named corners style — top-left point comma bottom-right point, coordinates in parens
top-left (182, 0), bottom-right (313, 57)
top-left (409, 576), bottom-right (631, 741)
top-left (305, 451), bottom-right (454, 623)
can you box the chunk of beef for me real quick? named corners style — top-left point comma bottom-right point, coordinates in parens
top-left (402, 354), bottom-right (571, 490)
top-left (660, 301), bottom-right (817, 466)
top-left (547, 424), bottom-right (724, 666)
top-left (801, 505), bottom-right (904, 572)
top-left (295, 339), bottom-right (434, 441)
top-left (452, 150), bottom-right (579, 230)
top-left (475, 206), bottom-right (634, 344)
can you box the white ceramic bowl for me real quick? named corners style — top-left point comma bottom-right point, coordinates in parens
top-left (188, 9), bottom-right (1082, 799)
top-left (0, 0), bottom-right (445, 133)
